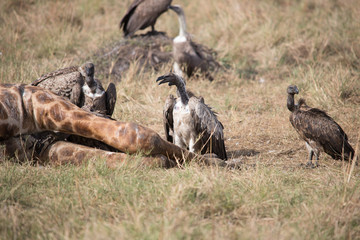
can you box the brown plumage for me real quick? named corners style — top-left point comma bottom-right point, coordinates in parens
top-left (287, 85), bottom-right (355, 167)
top-left (32, 62), bottom-right (117, 117)
top-left (120, 0), bottom-right (172, 37)
top-left (157, 72), bottom-right (227, 160)
top-left (169, 5), bottom-right (220, 81)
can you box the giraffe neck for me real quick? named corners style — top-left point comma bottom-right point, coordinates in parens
top-left (0, 84), bottom-right (192, 161)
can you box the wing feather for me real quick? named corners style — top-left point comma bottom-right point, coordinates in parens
top-left (105, 82), bottom-right (117, 117)
top-left (163, 94), bottom-right (176, 143)
top-left (120, 0), bottom-right (171, 36)
top-left (190, 41), bottom-right (221, 71)
top-left (190, 97), bottom-right (227, 160)
top-left (32, 66), bottom-right (79, 86)
top-left (120, 0), bottom-right (145, 29)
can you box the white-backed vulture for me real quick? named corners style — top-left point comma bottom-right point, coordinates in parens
top-left (120, 0), bottom-right (172, 37)
top-left (157, 72), bottom-right (227, 160)
top-left (169, 5), bottom-right (220, 81)
top-left (32, 62), bottom-right (117, 117)
top-left (287, 85), bottom-right (355, 167)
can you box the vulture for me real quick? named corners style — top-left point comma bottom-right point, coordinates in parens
top-left (169, 5), bottom-right (220, 81)
top-left (157, 72), bottom-right (227, 160)
top-left (287, 85), bottom-right (355, 167)
top-left (120, 0), bottom-right (172, 37)
top-left (32, 62), bottom-right (117, 117)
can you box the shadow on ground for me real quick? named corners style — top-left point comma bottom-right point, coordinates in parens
top-left (227, 149), bottom-right (260, 158)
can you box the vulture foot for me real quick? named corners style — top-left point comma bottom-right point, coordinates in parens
top-left (301, 161), bottom-right (319, 168)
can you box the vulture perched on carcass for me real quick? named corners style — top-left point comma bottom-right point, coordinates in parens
top-left (32, 62), bottom-right (116, 118)
top-left (120, 0), bottom-right (172, 37)
top-left (287, 85), bottom-right (355, 167)
top-left (157, 72), bottom-right (227, 160)
top-left (169, 5), bottom-right (220, 81)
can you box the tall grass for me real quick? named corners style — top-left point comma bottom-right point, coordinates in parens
top-left (1, 0), bottom-right (360, 239)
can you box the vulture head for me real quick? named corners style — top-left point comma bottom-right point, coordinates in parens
top-left (79, 62), bottom-right (96, 90)
top-left (287, 85), bottom-right (299, 95)
top-left (287, 85), bottom-right (299, 112)
top-left (157, 73), bottom-right (188, 105)
top-left (157, 72), bottom-right (185, 87)
top-left (169, 5), bottom-right (184, 15)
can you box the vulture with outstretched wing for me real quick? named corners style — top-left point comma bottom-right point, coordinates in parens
top-left (287, 85), bottom-right (355, 167)
top-left (120, 0), bottom-right (172, 37)
top-left (32, 62), bottom-right (116, 117)
top-left (157, 72), bottom-right (227, 160)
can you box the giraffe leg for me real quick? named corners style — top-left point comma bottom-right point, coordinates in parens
top-left (3, 136), bottom-right (176, 169)
top-left (42, 141), bottom-right (176, 169)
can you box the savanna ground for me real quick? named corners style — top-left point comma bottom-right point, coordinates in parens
top-left (1, 0), bottom-right (360, 239)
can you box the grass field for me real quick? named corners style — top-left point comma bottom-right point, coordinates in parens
top-left (1, 0), bottom-right (360, 239)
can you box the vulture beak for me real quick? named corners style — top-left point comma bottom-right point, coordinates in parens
top-left (156, 74), bottom-right (176, 86)
top-left (295, 86), bottom-right (299, 94)
top-left (85, 64), bottom-right (94, 77)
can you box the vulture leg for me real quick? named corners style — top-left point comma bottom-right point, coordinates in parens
top-left (189, 138), bottom-right (195, 153)
top-left (306, 150), bottom-right (315, 168)
top-left (305, 143), bottom-right (319, 168)
top-left (314, 154), bottom-right (320, 168)
top-left (174, 134), bottom-right (187, 150)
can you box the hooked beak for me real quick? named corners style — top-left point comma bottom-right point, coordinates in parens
top-left (156, 74), bottom-right (174, 86)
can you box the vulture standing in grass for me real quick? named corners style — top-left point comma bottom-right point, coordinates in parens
top-left (120, 0), bottom-right (172, 37)
top-left (157, 72), bottom-right (227, 160)
top-left (169, 5), bottom-right (220, 81)
top-left (32, 62), bottom-right (117, 117)
top-left (287, 85), bottom-right (354, 167)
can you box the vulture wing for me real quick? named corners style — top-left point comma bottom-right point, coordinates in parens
top-left (31, 66), bottom-right (83, 103)
top-left (120, 0), bottom-right (146, 35)
top-left (120, 0), bottom-right (171, 37)
top-left (163, 94), bottom-right (176, 143)
top-left (105, 82), bottom-right (117, 117)
top-left (190, 97), bottom-right (227, 160)
top-left (190, 41), bottom-right (221, 71)
top-left (290, 107), bottom-right (354, 160)
top-left (32, 66), bottom-right (79, 86)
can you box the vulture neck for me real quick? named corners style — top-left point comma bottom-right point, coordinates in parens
top-left (85, 76), bottom-right (97, 93)
top-left (175, 11), bottom-right (187, 40)
top-left (176, 84), bottom-right (189, 105)
top-left (287, 94), bottom-right (296, 112)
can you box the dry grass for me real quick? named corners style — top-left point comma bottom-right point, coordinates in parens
top-left (1, 0), bottom-right (360, 239)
